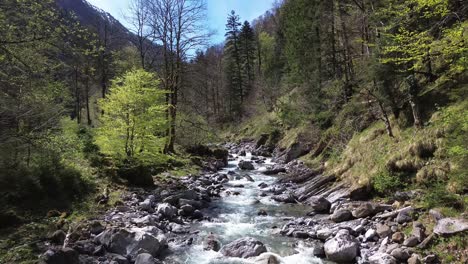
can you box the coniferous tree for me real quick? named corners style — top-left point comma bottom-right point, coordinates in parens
top-left (239, 21), bottom-right (256, 99)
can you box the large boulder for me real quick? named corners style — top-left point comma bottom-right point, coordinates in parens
top-left (220, 237), bottom-right (267, 258)
top-left (94, 227), bottom-right (162, 259)
top-left (434, 217), bottom-right (468, 236)
top-left (307, 196), bottom-right (331, 213)
top-left (324, 229), bottom-right (359, 263)
top-left (272, 193), bottom-right (297, 203)
top-left (396, 207), bottom-right (414, 224)
top-left (238, 160), bottom-right (255, 170)
top-left (263, 166), bottom-right (286, 175)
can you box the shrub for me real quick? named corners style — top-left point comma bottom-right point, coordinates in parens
top-left (372, 171), bottom-right (404, 195)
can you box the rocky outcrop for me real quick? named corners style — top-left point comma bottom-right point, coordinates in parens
top-left (220, 237), bottom-right (267, 258)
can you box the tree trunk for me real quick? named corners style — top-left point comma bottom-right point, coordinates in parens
top-left (406, 75), bottom-right (422, 128)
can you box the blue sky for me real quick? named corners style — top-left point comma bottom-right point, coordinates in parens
top-left (87, 0), bottom-right (276, 44)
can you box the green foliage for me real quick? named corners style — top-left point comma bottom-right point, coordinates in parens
top-left (95, 69), bottom-right (168, 164)
top-left (421, 183), bottom-right (464, 210)
top-left (372, 171), bottom-right (404, 195)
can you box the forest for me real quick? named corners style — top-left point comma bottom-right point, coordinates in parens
top-left (0, 0), bottom-right (467, 263)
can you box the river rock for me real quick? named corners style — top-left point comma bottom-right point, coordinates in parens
top-left (364, 229), bottom-right (377, 242)
top-left (263, 166), bottom-right (286, 175)
top-left (203, 233), bottom-right (221, 251)
top-left (134, 253), bottom-right (156, 264)
top-left (368, 252), bottom-right (397, 264)
top-left (157, 203), bottom-right (177, 219)
top-left (258, 182), bottom-right (268, 188)
top-left (179, 198), bottom-right (203, 209)
top-left (255, 252), bottom-right (281, 264)
top-left (324, 229), bottom-right (359, 263)
top-left (390, 248), bottom-right (410, 261)
top-left (403, 236), bottom-right (419, 247)
top-left (220, 237), bottom-right (267, 258)
top-left (95, 227), bottom-right (161, 258)
top-left (391, 232), bottom-right (404, 243)
top-left (433, 217), bottom-right (468, 236)
top-left (238, 160), bottom-right (255, 170)
top-left (272, 193), bottom-right (296, 203)
top-left (308, 196), bottom-right (331, 213)
top-left (89, 221), bottom-right (105, 235)
top-left (244, 174), bottom-right (255, 182)
top-left (179, 204), bottom-right (195, 216)
top-left (376, 223), bottom-right (392, 238)
top-left (42, 248), bottom-right (79, 264)
top-left (139, 199), bottom-right (153, 212)
top-left (396, 207), bottom-right (414, 224)
top-left (352, 203), bottom-right (375, 218)
top-left (330, 209), bottom-right (353, 223)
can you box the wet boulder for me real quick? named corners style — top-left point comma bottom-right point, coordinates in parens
top-left (324, 229), bottom-right (359, 263)
top-left (352, 203), bottom-right (376, 218)
top-left (203, 233), bottom-right (221, 252)
top-left (238, 160), bottom-right (255, 170)
top-left (220, 237), bottom-right (267, 258)
top-left (308, 196), bottom-right (331, 213)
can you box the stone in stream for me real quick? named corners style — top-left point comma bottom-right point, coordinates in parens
top-left (324, 229), bottom-right (359, 263)
top-left (352, 203), bottom-right (376, 218)
top-left (433, 217), bottom-right (468, 236)
top-left (272, 193), bottom-right (296, 203)
top-left (244, 174), bottom-right (255, 182)
top-left (263, 166), bottom-right (286, 175)
top-left (220, 237), bottom-right (267, 258)
top-left (258, 182), bottom-right (268, 188)
top-left (238, 160), bottom-right (255, 170)
top-left (203, 233), bottom-right (221, 252)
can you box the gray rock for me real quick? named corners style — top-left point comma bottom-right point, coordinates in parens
top-left (179, 204), bottom-right (195, 216)
top-left (352, 203), bottom-right (375, 218)
top-left (238, 160), bottom-right (255, 170)
top-left (376, 223), bottom-right (392, 238)
top-left (203, 234), bottom-right (221, 252)
top-left (364, 229), bottom-right (377, 242)
top-left (317, 228), bottom-right (333, 240)
top-left (220, 237), bottom-right (267, 258)
top-left (396, 208), bottom-right (414, 224)
top-left (94, 227), bottom-right (161, 258)
top-left (308, 196), bottom-right (331, 213)
top-left (429, 209), bottom-right (443, 221)
top-left (139, 199), bottom-right (153, 212)
top-left (368, 252), bottom-right (397, 264)
top-left (324, 229), bottom-right (359, 263)
top-left (263, 166), bottom-right (286, 175)
top-left (422, 254), bottom-right (439, 263)
top-left (89, 221), bottom-right (105, 235)
top-left (179, 198), bottom-right (203, 209)
top-left (135, 253), bottom-right (155, 264)
top-left (42, 248), bottom-right (79, 264)
top-left (408, 254), bottom-right (422, 264)
top-left (403, 236), bottom-right (419, 247)
top-left (330, 209), bottom-right (353, 223)
top-left (433, 217), bottom-right (468, 236)
top-left (156, 203), bottom-right (177, 219)
top-left (390, 248), bottom-right (410, 261)
top-left (272, 193), bottom-right (296, 203)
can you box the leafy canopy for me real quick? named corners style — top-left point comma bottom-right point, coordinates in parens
top-left (96, 69), bottom-right (168, 163)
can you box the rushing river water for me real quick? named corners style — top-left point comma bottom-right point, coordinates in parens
top-left (164, 153), bottom-right (325, 264)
